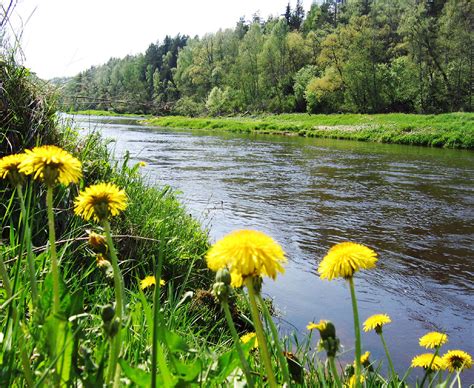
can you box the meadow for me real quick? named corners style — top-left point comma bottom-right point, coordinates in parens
top-left (145, 112), bottom-right (474, 149)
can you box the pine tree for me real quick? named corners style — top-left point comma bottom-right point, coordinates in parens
top-left (290, 0), bottom-right (305, 30)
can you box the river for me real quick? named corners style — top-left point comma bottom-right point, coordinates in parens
top-left (70, 114), bottom-right (474, 382)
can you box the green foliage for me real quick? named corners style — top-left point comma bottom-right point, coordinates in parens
top-left (58, 0), bottom-right (472, 116)
top-left (172, 97), bottom-right (205, 117)
top-left (205, 87), bottom-right (232, 116)
top-left (293, 65), bottom-right (319, 112)
top-left (0, 56), bottom-right (59, 156)
top-left (305, 67), bottom-right (344, 113)
top-left (59, 35), bottom-right (188, 114)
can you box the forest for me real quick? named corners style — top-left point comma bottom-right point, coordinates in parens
top-left (58, 0), bottom-right (473, 116)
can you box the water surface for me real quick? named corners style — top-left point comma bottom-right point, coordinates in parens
top-left (71, 115), bottom-right (474, 381)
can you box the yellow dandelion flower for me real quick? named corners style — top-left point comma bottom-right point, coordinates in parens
top-left (138, 161), bottom-right (147, 167)
top-left (240, 332), bottom-right (258, 349)
top-left (411, 353), bottom-right (445, 370)
top-left (206, 230), bottom-right (286, 281)
top-left (307, 320), bottom-right (328, 332)
top-left (140, 275), bottom-right (165, 290)
top-left (347, 374), bottom-right (365, 387)
top-left (360, 351), bottom-right (371, 365)
top-left (442, 350), bottom-right (472, 372)
top-left (230, 271), bottom-right (244, 288)
top-left (419, 332), bottom-right (448, 349)
top-left (318, 242), bottom-right (377, 280)
top-left (307, 320), bottom-right (337, 344)
top-left (74, 183), bottom-right (127, 222)
top-left (19, 145), bottom-right (82, 186)
top-left (0, 153), bottom-right (28, 185)
top-left (363, 314), bottom-right (391, 333)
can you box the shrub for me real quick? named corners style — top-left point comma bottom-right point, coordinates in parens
top-left (172, 96), bottom-right (205, 117)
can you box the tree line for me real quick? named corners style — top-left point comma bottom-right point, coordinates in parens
top-left (58, 0), bottom-right (473, 115)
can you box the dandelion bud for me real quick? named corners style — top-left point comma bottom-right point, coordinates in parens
top-left (313, 320), bottom-right (339, 358)
top-left (215, 268), bottom-right (231, 285)
top-left (212, 281), bottom-right (230, 303)
top-left (101, 304), bottom-right (115, 323)
top-left (88, 232), bottom-right (108, 254)
top-left (319, 321), bottom-right (336, 341)
top-left (96, 254), bottom-right (113, 280)
top-left (108, 319), bottom-right (119, 338)
top-left (344, 364), bottom-right (355, 379)
top-left (324, 336), bottom-right (340, 358)
top-left (360, 351), bottom-right (371, 369)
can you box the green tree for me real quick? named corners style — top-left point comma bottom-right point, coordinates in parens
top-left (289, 0), bottom-right (305, 30)
top-left (235, 23), bottom-right (265, 110)
top-left (293, 65), bottom-right (319, 111)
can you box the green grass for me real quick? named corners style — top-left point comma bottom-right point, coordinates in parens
top-left (145, 112), bottom-right (474, 149)
top-left (69, 109), bottom-right (151, 118)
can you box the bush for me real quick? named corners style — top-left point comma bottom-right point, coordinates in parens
top-left (205, 86), bottom-right (233, 116)
top-left (305, 68), bottom-right (343, 113)
top-left (172, 96), bottom-right (205, 117)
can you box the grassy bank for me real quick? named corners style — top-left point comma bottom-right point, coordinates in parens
top-left (68, 109), bottom-right (150, 118)
top-left (145, 112), bottom-right (474, 149)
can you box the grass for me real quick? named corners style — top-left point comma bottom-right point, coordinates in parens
top-left (0, 60), bottom-right (59, 155)
top-left (144, 112), bottom-right (474, 149)
top-left (69, 109), bottom-right (151, 118)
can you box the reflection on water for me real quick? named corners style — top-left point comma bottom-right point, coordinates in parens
top-left (70, 114), bottom-right (474, 380)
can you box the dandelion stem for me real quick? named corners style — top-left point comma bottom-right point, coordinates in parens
top-left (455, 373), bottom-right (461, 388)
top-left (257, 293), bottom-right (291, 385)
top-left (222, 301), bottom-right (254, 387)
top-left (379, 331), bottom-right (397, 382)
top-left (16, 184), bottom-right (38, 307)
top-left (328, 356), bottom-right (342, 388)
top-left (151, 251), bottom-right (173, 388)
top-left (348, 277), bottom-right (362, 388)
top-left (46, 186), bottom-right (60, 315)
top-left (103, 219), bottom-right (125, 386)
top-left (245, 277), bottom-right (277, 388)
top-left (419, 348), bottom-right (440, 388)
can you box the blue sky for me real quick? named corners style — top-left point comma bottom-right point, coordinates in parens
top-left (9, 0), bottom-right (316, 79)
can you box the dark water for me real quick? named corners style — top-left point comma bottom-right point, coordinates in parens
top-left (70, 115), bottom-right (474, 382)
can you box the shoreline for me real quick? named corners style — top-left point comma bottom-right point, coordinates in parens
top-left (141, 112), bottom-right (473, 149)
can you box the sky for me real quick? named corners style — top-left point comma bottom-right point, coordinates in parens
top-left (8, 0), bottom-right (316, 80)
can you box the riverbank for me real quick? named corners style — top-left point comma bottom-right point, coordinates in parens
top-left (145, 112), bottom-right (474, 149)
top-left (68, 109), bottom-right (150, 118)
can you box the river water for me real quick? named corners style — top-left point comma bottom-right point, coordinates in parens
top-left (71, 114), bottom-right (474, 381)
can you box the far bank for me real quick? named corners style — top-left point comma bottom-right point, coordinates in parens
top-left (143, 112), bottom-right (473, 149)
